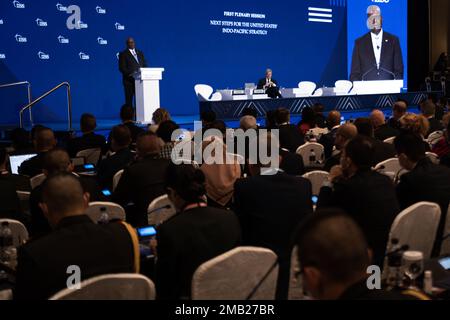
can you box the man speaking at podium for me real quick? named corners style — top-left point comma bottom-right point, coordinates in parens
top-left (119, 37), bottom-right (148, 106)
top-left (350, 5), bottom-right (404, 82)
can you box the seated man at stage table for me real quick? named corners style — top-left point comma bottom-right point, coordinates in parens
top-left (350, 5), bottom-right (404, 81)
top-left (257, 68), bottom-right (282, 98)
top-left (119, 37), bottom-right (148, 106)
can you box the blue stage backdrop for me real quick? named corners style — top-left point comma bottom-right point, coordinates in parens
top-left (0, 0), bottom-right (407, 126)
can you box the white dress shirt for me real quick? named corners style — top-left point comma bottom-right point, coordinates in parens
top-left (129, 48), bottom-right (139, 63)
top-left (371, 29), bottom-right (383, 69)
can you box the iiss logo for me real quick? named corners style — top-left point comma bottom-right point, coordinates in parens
top-left (0, 19), bottom-right (4, 25)
top-left (79, 52), bottom-right (90, 60)
top-left (12, 0), bottom-right (25, 9)
top-left (57, 35), bottom-right (69, 44)
top-left (116, 52), bottom-right (120, 60)
top-left (77, 20), bottom-right (88, 29)
top-left (38, 51), bottom-right (50, 60)
top-left (97, 37), bottom-right (108, 45)
top-left (56, 3), bottom-right (68, 12)
top-left (36, 18), bottom-right (48, 27)
top-left (96, 6), bottom-right (106, 14)
top-left (0, 54), bottom-right (6, 59)
top-left (15, 34), bottom-right (27, 43)
top-left (372, 0), bottom-right (390, 3)
top-left (115, 22), bottom-right (125, 31)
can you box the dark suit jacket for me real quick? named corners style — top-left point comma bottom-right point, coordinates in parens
top-left (14, 215), bottom-right (135, 300)
top-left (319, 127), bottom-right (339, 159)
top-left (369, 137), bottom-right (397, 166)
top-left (233, 172), bottom-right (313, 299)
top-left (278, 124), bottom-right (305, 153)
top-left (0, 171), bottom-right (30, 191)
top-left (29, 175), bottom-right (106, 239)
top-left (112, 155), bottom-right (170, 227)
top-left (67, 132), bottom-right (106, 158)
top-left (350, 31), bottom-right (404, 81)
top-left (156, 206), bottom-right (241, 300)
top-left (18, 152), bottom-right (46, 178)
top-left (396, 158), bottom-right (450, 254)
top-left (123, 122), bottom-right (145, 143)
top-left (118, 49), bottom-right (148, 83)
top-left (318, 170), bottom-right (400, 268)
top-left (374, 124), bottom-right (399, 142)
top-left (257, 78), bottom-right (278, 89)
top-left (97, 148), bottom-right (135, 190)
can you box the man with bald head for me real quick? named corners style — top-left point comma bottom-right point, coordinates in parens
top-left (15, 173), bottom-right (137, 300)
top-left (119, 37), bottom-right (148, 106)
top-left (113, 133), bottom-right (170, 226)
top-left (29, 148), bottom-right (104, 238)
top-left (350, 5), bottom-right (404, 81)
top-left (323, 123), bottom-right (358, 172)
top-left (370, 109), bottom-right (399, 141)
top-left (19, 127), bottom-right (57, 177)
top-left (319, 110), bottom-right (341, 159)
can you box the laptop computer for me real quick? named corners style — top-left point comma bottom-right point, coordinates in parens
top-left (9, 154), bottom-right (37, 175)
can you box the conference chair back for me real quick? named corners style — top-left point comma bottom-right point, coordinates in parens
top-left (85, 202), bottom-right (126, 223)
top-left (191, 246), bottom-right (279, 300)
top-left (374, 158), bottom-right (402, 181)
top-left (440, 206), bottom-right (450, 256)
top-left (147, 194), bottom-right (177, 226)
top-left (76, 148), bottom-right (101, 166)
top-left (428, 131), bottom-right (444, 147)
top-left (297, 81), bottom-right (317, 96)
top-left (194, 84), bottom-right (214, 101)
top-left (30, 173), bottom-right (46, 190)
top-left (385, 202), bottom-right (441, 263)
top-left (383, 137), bottom-right (396, 144)
top-left (426, 152), bottom-right (440, 165)
top-left (334, 80), bottom-right (353, 95)
top-left (0, 219), bottom-right (28, 247)
top-left (49, 274), bottom-right (156, 300)
top-left (112, 169), bottom-right (124, 192)
top-left (296, 143), bottom-right (325, 169)
top-left (16, 191), bottom-right (31, 215)
top-left (302, 171), bottom-right (329, 196)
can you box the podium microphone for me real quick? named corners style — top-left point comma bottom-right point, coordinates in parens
top-left (441, 76), bottom-right (447, 95)
top-left (378, 66), bottom-right (397, 80)
top-left (425, 77), bottom-right (432, 92)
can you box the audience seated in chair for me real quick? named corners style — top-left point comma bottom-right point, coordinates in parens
top-left (29, 149), bottom-right (105, 239)
top-left (421, 100), bottom-right (444, 137)
top-left (14, 173), bottom-right (137, 300)
top-left (323, 123), bottom-right (358, 172)
top-left (317, 135), bottom-right (400, 268)
top-left (18, 127), bottom-right (57, 178)
top-left (276, 108), bottom-right (305, 153)
top-left (354, 118), bottom-right (396, 167)
top-left (394, 132), bottom-right (450, 255)
top-left (432, 120), bottom-right (450, 160)
top-left (387, 100), bottom-right (408, 131)
top-left (149, 108), bottom-right (171, 134)
top-left (233, 132), bottom-right (313, 299)
top-left (297, 107), bottom-right (317, 136)
top-left (9, 128), bottom-right (34, 156)
top-left (294, 210), bottom-right (418, 300)
top-left (319, 110), bottom-right (341, 159)
top-left (97, 125), bottom-right (135, 190)
top-left (119, 104), bottom-right (145, 143)
top-left (113, 133), bottom-right (169, 227)
top-left (156, 120), bottom-right (180, 160)
top-left (371, 109), bottom-right (400, 142)
top-left (0, 148), bottom-right (27, 223)
top-left (155, 164), bottom-right (240, 300)
top-left (312, 103), bottom-right (327, 129)
top-left (67, 113), bottom-right (106, 157)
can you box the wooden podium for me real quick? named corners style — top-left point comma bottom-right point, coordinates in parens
top-left (133, 68), bottom-right (165, 124)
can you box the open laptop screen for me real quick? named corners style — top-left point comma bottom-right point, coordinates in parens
top-left (9, 154), bottom-right (37, 175)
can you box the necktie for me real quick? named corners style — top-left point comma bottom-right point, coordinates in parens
top-left (132, 50), bottom-right (139, 64)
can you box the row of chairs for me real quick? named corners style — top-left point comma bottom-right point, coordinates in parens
top-left (4, 200), bottom-right (449, 300)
